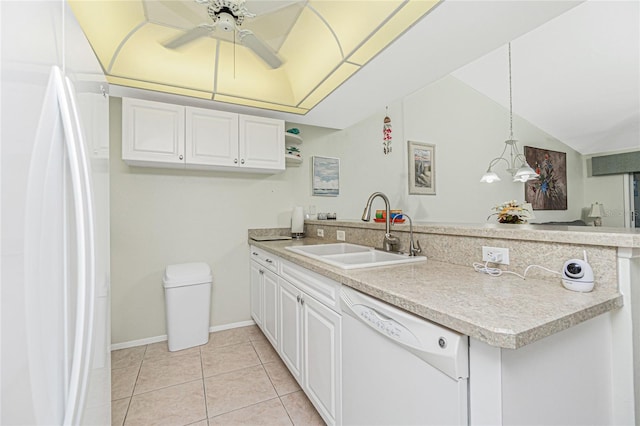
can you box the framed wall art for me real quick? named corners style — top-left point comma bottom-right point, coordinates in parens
top-left (524, 146), bottom-right (567, 210)
top-left (312, 156), bottom-right (340, 196)
top-left (408, 141), bottom-right (435, 195)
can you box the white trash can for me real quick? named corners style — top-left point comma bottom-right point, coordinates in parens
top-left (163, 262), bottom-right (212, 351)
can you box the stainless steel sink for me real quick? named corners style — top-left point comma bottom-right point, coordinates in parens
top-left (285, 243), bottom-right (426, 270)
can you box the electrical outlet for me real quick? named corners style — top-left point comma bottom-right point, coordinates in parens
top-left (317, 228), bottom-right (324, 238)
top-left (336, 230), bottom-right (346, 241)
top-left (482, 246), bottom-right (510, 265)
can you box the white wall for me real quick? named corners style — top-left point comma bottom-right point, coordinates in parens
top-left (109, 98), bottom-right (296, 345)
top-left (288, 76), bottom-right (585, 223)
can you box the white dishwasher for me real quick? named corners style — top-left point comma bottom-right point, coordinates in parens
top-left (341, 286), bottom-right (469, 426)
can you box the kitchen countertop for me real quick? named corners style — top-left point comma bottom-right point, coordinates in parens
top-left (249, 237), bottom-right (623, 349)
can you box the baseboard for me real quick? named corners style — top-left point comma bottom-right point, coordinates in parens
top-left (110, 319), bottom-right (257, 351)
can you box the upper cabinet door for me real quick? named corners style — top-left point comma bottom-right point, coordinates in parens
top-left (186, 106), bottom-right (239, 167)
top-left (122, 98), bottom-right (185, 166)
top-left (239, 115), bottom-right (285, 171)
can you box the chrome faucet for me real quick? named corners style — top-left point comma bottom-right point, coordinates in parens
top-left (361, 192), bottom-right (401, 252)
top-left (392, 213), bottom-right (422, 256)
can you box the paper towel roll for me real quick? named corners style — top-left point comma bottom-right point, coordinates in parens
top-left (291, 206), bottom-right (304, 234)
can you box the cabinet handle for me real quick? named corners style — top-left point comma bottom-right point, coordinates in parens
top-left (234, 158), bottom-right (238, 164)
top-left (296, 295), bottom-right (301, 303)
top-left (300, 297), bottom-right (305, 306)
top-left (241, 159), bottom-right (245, 164)
top-left (252, 252), bottom-right (259, 256)
top-left (179, 154), bottom-right (183, 160)
top-left (265, 258), bottom-right (273, 264)
top-left (259, 269), bottom-right (264, 275)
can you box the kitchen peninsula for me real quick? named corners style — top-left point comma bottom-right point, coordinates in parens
top-left (249, 220), bottom-right (639, 425)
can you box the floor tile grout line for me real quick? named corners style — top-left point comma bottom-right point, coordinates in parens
top-left (120, 343), bottom-right (147, 426)
top-left (199, 345), bottom-right (210, 423)
top-left (206, 396), bottom-right (283, 423)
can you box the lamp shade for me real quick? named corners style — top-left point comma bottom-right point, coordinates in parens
top-left (513, 164), bottom-right (538, 182)
top-left (588, 202), bottom-right (605, 217)
top-left (480, 171), bottom-right (501, 183)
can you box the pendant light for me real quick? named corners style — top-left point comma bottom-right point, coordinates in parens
top-left (480, 43), bottom-right (539, 184)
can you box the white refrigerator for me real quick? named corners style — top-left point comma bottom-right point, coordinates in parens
top-left (1, 1), bottom-right (111, 424)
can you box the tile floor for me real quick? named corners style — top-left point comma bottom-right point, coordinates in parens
top-left (111, 325), bottom-right (325, 426)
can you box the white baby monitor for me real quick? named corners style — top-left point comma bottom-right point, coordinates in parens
top-left (561, 251), bottom-right (594, 292)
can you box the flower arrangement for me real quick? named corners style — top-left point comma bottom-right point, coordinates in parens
top-left (488, 200), bottom-right (531, 224)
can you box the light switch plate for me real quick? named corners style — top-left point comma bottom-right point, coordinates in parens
top-left (336, 230), bottom-right (346, 241)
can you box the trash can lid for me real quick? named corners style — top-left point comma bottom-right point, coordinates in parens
top-left (163, 262), bottom-right (212, 288)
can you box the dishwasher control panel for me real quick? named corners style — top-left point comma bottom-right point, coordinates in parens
top-left (353, 304), bottom-right (422, 348)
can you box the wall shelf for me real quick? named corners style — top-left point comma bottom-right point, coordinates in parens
top-left (285, 132), bottom-right (303, 145)
top-left (286, 154), bottom-right (303, 166)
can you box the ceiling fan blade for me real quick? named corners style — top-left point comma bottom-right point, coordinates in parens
top-left (238, 30), bottom-right (283, 69)
top-left (157, 0), bottom-right (206, 28)
top-left (163, 24), bottom-right (214, 49)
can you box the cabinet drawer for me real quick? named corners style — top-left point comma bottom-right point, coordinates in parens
top-left (249, 246), bottom-right (279, 273)
top-left (281, 259), bottom-right (341, 313)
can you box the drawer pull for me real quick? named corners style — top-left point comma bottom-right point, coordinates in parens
top-left (265, 259), bottom-right (273, 264)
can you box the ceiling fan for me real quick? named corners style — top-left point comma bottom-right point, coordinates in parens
top-left (162, 0), bottom-right (284, 69)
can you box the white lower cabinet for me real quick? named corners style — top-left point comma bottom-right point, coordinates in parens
top-left (301, 291), bottom-right (341, 424)
top-left (250, 247), bottom-right (341, 425)
top-left (278, 277), bottom-right (342, 425)
top-left (249, 247), bottom-right (280, 348)
top-left (249, 261), bottom-right (263, 327)
top-left (279, 278), bottom-right (302, 381)
top-left (262, 269), bottom-right (279, 346)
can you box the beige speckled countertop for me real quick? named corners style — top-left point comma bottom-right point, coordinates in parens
top-left (249, 237), bottom-right (623, 350)
top-left (305, 219), bottom-right (640, 248)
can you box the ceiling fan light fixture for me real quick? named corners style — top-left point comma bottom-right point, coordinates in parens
top-left (216, 12), bottom-right (236, 32)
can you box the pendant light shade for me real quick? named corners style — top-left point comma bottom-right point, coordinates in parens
top-left (480, 43), bottom-right (539, 184)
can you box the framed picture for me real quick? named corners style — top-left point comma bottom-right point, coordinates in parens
top-left (312, 156), bottom-right (340, 196)
top-left (524, 146), bottom-right (567, 210)
top-left (408, 141), bottom-right (435, 195)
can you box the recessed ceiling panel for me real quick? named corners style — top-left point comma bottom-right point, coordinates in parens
top-left (215, 41), bottom-right (295, 104)
top-left (70, 0), bottom-right (443, 114)
top-left (311, 0), bottom-right (404, 58)
top-left (69, 1), bottom-right (146, 71)
top-left (110, 23), bottom-right (218, 93)
top-left (279, 6), bottom-right (345, 103)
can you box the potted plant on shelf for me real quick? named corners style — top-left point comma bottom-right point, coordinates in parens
top-left (488, 200), bottom-right (533, 224)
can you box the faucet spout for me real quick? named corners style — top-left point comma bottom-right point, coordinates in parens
top-left (362, 192), bottom-right (391, 234)
top-left (361, 192), bottom-right (399, 252)
top-left (392, 213), bottom-right (422, 256)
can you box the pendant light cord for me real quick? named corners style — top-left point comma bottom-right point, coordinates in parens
top-left (508, 42), bottom-right (514, 140)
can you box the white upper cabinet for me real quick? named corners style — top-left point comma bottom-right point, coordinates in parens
top-left (122, 98), bottom-right (284, 173)
top-left (122, 98), bottom-right (185, 167)
top-left (185, 106), bottom-right (238, 168)
top-left (239, 115), bottom-right (285, 171)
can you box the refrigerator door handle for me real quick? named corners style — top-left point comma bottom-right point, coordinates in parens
top-left (54, 68), bottom-right (96, 426)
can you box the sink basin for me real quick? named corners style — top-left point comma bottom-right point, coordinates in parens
top-left (285, 243), bottom-right (426, 270)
